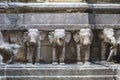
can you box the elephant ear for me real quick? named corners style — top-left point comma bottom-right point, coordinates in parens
top-left (23, 32), bottom-right (28, 43)
top-left (48, 32), bottom-right (54, 44)
top-left (73, 32), bottom-right (80, 43)
top-left (39, 31), bottom-right (46, 41)
top-left (65, 31), bottom-right (71, 43)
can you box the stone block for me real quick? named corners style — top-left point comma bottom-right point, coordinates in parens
top-left (93, 14), bottom-right (120, 24)
top-left (24, 13), bottom-right (88, 24)
top-left (89, 14), bottom-right (120, 29)
top-left (117, 68), bottom-right (120, 76)
top-left (6, 68), bottom-right (114, 76)
top-left (0, 14), bottom-right (5, 24)
top-left (0, 68), bottom-right (5, 76)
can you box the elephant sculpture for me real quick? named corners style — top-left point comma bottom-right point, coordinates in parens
top-left (10, 43), bottom-right (26, 63)
top-left (24, 29), bottom-right (40, 64)
top-left (0, 43), bottom-right (14, 64)
top-left (74, 28), bottom-right (93, 64)
top-left (99, 28), bottom-right (117, 62)
top-left (0, 31), bottom-right (15, 64)
top-left (50, 29), bottom-right (71, 64)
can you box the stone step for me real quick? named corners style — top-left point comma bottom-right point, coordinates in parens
top-left (1, 75), bottom-right (115, 80)
top-left (0, 67), bottom-right (114, 76)
top-left (117, 68), bottom-right (120, 80)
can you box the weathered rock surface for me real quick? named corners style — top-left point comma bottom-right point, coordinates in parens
top-left (0, 64), bottom-right (118, 80)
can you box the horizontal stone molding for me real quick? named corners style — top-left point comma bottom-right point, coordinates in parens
top-left (0, 3), bottom-right (119, 13)
top-left (0, 24), bottom-right (120, 30)
top-left (0, 3), bottom-right (88, 13)
top-left (0, 24), bottom-right (90, 30)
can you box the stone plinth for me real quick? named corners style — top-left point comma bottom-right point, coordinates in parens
top-left (0, 64), bottom-right (118, 80)
top-left (117, 68), bottom-right (120, 80)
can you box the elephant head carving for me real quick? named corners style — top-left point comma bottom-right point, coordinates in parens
top-left (100, 28), bottom-right (116, 46)
top-left (74, 28), bottom-right (93, 64)
top-left (49, 29), bottom-right (71, 64)
top-left (24, 29), bottom-right (40, 64)
top-left (99, 28), bottom-right (117, 62)
top-left (74, 28), bottom-right (93, 45)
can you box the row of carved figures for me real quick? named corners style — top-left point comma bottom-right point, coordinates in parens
top-left (0, 28), bottom-right (119, 65)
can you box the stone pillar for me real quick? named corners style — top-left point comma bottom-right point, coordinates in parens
top-left (77, 44), bottom-right (81, 64)
top-left (101, 42), bottom-right (106, 61)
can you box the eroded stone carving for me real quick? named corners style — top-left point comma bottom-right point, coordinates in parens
top-left (1, 28), bottom-right (120, 64)
top-left (51, 29), bottom-right (65, 64)
top-left (99, 28), bottom-right (117, 62)
top-left (50, 29), bottom-right (71, 64)
top-left (74, 28), bottom-right (93, 64)
top-left (24, 29), bottom-right (40, 64)
top-left (0, 31), bottom-right (15, 64)
top-left (11, 44), bottom-right (26, 63)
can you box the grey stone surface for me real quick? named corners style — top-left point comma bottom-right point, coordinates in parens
top-left (5, 67), bottom-right (114, 76)
top-left (0, 3), bottom-right (88, 12)
top-left (88, 4), bottom-right (120, 9)
top-left (117, 68), bottom-right (120, 78)
top-left (40, 36), bottom-right (52, 63)
top-left (87, 0), bottom-right (120, 3)
top-left (4, 76), bottom-right (114, 80)
top-left (94, 14), bottom-right (120, 24)
top-left (0, 3), bottom-right (120, 13)
top-left (24, 13), bottom-right (88, 24)
top-left (0, 68), bottom-right (5, 76)
top-left (0, 64), bottom-right (119, 80)
top-left (116, 77), bottom-right (120, 80)
top-left (0, 14), bottom-right (5, 24)
top-left (0, 13), bottom-right (90, 30)
top-left (0, 13), bottom-right (120, 30)
top-left (89, 14), bottom-right (120, 29)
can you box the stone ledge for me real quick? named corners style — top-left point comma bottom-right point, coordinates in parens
top-left (0, 24), bottom-right (120, 30)
top-left (2, 76), bottom-right (114, 80)
top-left (0, 24), bottom-right (90, 30)
top-left (0, 3), bottom-right (88, 13)
top-left (0, 3), bottom-right (120, 13)
top-left (88, 4), bottom-right (120, 9)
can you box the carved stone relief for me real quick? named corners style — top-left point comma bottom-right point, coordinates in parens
top-left (0, 28), bottom-right (119, 64)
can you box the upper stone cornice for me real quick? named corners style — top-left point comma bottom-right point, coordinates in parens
top-left (0, 2), bottom-right (119, 13)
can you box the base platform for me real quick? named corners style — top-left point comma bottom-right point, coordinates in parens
top-left (0, 63), bottom-right (120, 80)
